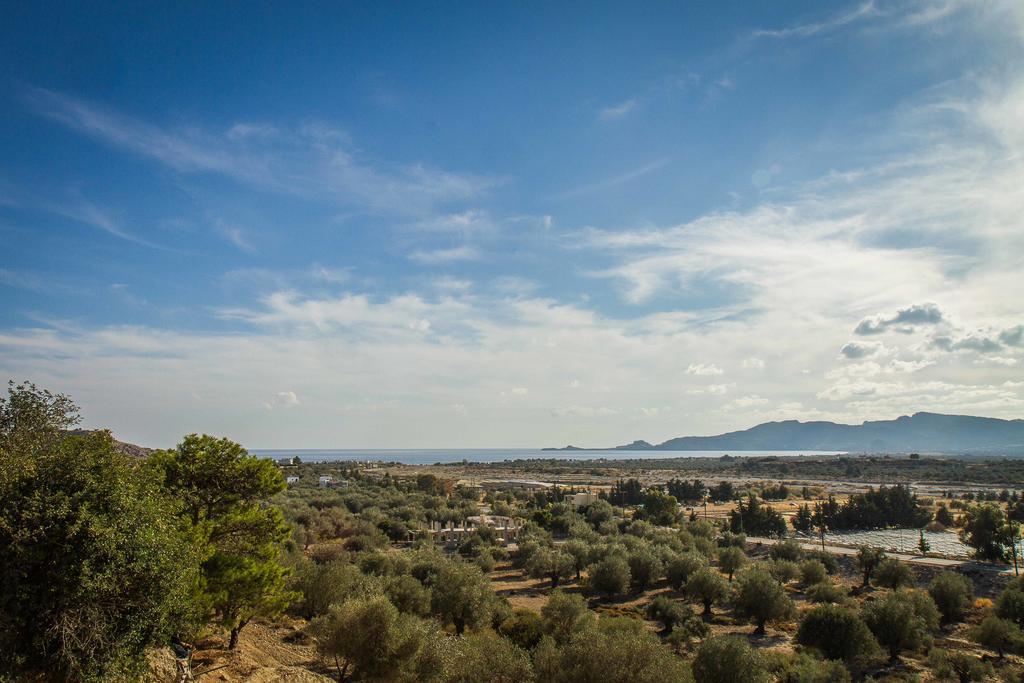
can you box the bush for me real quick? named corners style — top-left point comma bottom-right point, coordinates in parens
top-left (970, 615), bottom-right (1024, 658)
top-left (796, 604), bottom-right (881, 670)
top-left (734, 567), bottom-right (795, 634)
top-left (927, 648), bottom-right (991, 682)
top-left (692, 635), bottom-right (770, 683)
top-left (428, 561), bottom-right (494, 635)
top-left (766, 559), bottom-right (801, 584)
top-left (769, 538), bottom-right (804, 562)
top-left (928, 572), bottom-right (973, 624)
top-left (995, 585), bottom-right (1024, 628)
top-left (804, 550), bottom-right (840, 575)
top-left (799, 560), bottom-right (828, 586)
top-left (499, 608), bottom-right (545, 649)
top-left (310, 596), bottom-right (432, 682)
top-left (873, 557), bottom-right (914, 589)
top-left (383, 574), bottom-right (432, 617)
top-left (768, 651), bottom-right (851, 683)
top-left (806, 582), bottom-right (850, 605)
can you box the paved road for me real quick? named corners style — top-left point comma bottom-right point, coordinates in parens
top-left (747, 536), bottom-right (1018, 574)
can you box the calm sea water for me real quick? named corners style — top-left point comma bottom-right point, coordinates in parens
top-left (250, 448), bottom-right (843, 465)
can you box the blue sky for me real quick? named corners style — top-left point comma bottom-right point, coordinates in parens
top-left (2, 1), bottom-right (1023, 448)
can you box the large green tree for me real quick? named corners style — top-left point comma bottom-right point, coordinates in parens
top-left (1, 385), bottom-right (204, 681)
top-left (960, 503), bottom-right (1012, 562)
top-left (148, 433), bottom-right (296, 648)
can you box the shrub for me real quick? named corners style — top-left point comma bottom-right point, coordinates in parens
top-left (804, 550), bottom-right (840, 575)
top-left (970, 615), bottom-right (1024, 658)
top-left (927, 648), bottom-right (991, 682)
top-left (873, 557), bottom-right (914, 589)
top-left (806, 582), bottom-right (850, 605)
top-left (799, 559), bottom-right (828, 586)
top-left (383, 574), bottom-right (432, 617)
top-left (995, 586), bottom-right (1024, 628)
top-left (767, 559), bottom-right (801, 584)
top-left (499, 608), bottom-right (545, 649)
top-left (769, 538), bottom-right (804, 562)
top-left (928, 572), bottom-right (973, 624)
top-left (796, 604), bottom-right (880, 670)
top-left (554, 617), bottom-right (690, 682)
top-left (627, 547), bottom-right (664, 590)
top-left (446, 632), bottom-right (534, 682)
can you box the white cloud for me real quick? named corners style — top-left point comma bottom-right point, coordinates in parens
top-left (408, 246), bottom-right (480, 265)
top-left (25, 88), bottom-right (495, 216)
top-left (839, 341), bottom-right (890, 359)
top-left (686, 363), bottom-right (723, 376)
top-left (741, 357), bottom-right (765, 370)
top-left (599, 98), bottom-right (639, 121)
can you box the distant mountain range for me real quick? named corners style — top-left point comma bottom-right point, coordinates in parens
top-left (544, 412), bottom-right (1024, 455)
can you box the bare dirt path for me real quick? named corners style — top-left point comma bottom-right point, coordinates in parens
top-left (747, 536), bottom-right (1019, 574)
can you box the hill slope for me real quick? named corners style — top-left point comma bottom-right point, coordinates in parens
top-left (552, 412), bottom-right (1024, 454)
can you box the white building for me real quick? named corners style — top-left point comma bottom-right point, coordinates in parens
top-left (286, 475), bottom-right (300, 485)
top-left (318, 475), bottom-right (333, 487)
top-left (567, 492), bottom-right (599, 509)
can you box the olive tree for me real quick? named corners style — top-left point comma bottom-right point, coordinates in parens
top-left (588, 555), bottom-right (631, 597)
top-left (854, 546), bottom-right (885, 588)
top-left (686, 567), bottom-right (729, 619)
top-left (692, 635), bottom-right (769, 683)
top-left (718, 547), bottom-right (746, 581)
top-left (666, 552), bottom-right (706, 588)
top-left (860, 590), bottom-right (939, 662)
top-left (429, 560), bottom-right (494, 635)
top-left (733, 567), bottom-right (795, 635)
top-left (310, 596), bottom-right (430, 682)
top-left (541, 589), bottom-right (595, 645)
top-left (526, 547), bottom-right (575, 588)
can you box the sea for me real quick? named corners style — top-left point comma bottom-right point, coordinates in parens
top-left (250, 448), bottom-right (844, 465)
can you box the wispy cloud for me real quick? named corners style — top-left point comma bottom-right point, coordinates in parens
top-left (408, 245), bottom-right (480, 265)
top-left (554, 158), bottom-right (670, 199)
top-left (47, 200), bottom-right (180, 251)
top-left (598, 98), bottom-right (640, 121)
top-left (24, 88), bottom-right (496, 216)
top-left (753, 1), bottom-right (878, 39)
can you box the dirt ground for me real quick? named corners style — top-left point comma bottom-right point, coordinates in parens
top-left (148, 619), bottom-right (331, 682)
